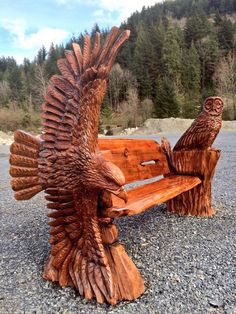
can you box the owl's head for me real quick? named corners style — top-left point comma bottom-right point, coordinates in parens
top-left (203, 97), bottom-right (223, 116)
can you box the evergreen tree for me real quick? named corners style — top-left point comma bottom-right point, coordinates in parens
top-left (18, 68), bottom-right (29, 109)
top-left (218, 19), bottom-right (235, 51)
top-left (184, 10), bottom-right (211, 46)
top-left (148, 23), bottom-right (165, 88)
top-left (3, 58), bottom-right (22, 102)
top-left (196, 35), bottom-right (219, 93)
top-left (90, 23), bottom-right (101, 44)
top-left (182, 43), bottom-right (201, 94)
top-left (37, 46), bottom-right (47, 65)
top-left (155, 78), bottom-right (180, 118)
top-left (162, 26), bottom-right (183, 89)
top-left (132, 22), bottom-right (153, 98)
top-left (45, 43), bottom-right (59, 76)
top-left (214, 10), bottom-right (222, 26)
top-left (0, 0), bottom-right (236, 130)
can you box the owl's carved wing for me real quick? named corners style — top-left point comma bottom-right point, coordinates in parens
top-left (173, 112), bottom-right (215, 151)
top-left (43, 187), bottom-right (115, 303)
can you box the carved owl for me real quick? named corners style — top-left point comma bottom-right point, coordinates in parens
top-left (173, 97), bottom-right (223, 151)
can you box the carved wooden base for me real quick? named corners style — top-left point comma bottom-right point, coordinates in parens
top-left (105, 243), bottom-right (144, 302)
top-left (167, 187), bottom-right (215, 216)
top-left (43, 221), bottom-right (144, 304)
top-left (166, 149), bottom-right (220, 216)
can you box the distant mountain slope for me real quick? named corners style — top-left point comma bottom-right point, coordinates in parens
top-left (115, 0), bottom-right (236, 119)
top-left (0, 0), bottom-right (235, 134)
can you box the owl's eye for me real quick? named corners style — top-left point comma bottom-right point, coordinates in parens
top-left (215, 100), bottom-right (222, 108)
top-left (205, 101), bottom-right (212, 109)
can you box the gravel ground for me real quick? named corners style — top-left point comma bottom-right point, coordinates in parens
top-left (0, 131), bottom-right (235, 314)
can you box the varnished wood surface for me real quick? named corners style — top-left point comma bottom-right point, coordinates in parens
top-left (9, 28), bottom-right (142, 304)
top-left (166, 149), bottom-right (221, 216)
top-left (103, 175), bottom-right (201, 218)
top-left (99, 138), bottom-right (170, 183)
top-left (105, 243), bottom-right (145, 301)
top-left (9, 130), bottom-right (42, 200)
top-left (173, 97), bottom-right (223, 151)
top-left (8, 24), bottom-right (223, 305)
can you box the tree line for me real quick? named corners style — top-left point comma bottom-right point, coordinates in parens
top-left (0, 0), bottom-right (235, 132)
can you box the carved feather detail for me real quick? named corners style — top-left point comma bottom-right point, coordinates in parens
top-left (9, 27), bottom-right (130, 304)
top-left (173, 97), bottom-right (223, 151)
top-left (43, 188), bottom-right (116, 304)
top-left (9, 130), bottom-right (43, 200)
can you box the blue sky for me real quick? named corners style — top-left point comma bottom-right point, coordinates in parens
top-left (0, 0), bottom-right (160, 64)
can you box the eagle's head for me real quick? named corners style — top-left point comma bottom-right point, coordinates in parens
top-left (86, 154), bottom-right (128, 202)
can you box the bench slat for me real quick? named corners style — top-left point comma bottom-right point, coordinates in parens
top-left (103, 175), bottom-right (201, 218)
top-left (98, 139), bottom-right (170, 183)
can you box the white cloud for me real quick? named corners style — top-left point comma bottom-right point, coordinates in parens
top-left (22, 27), bottom-right (69, 49)
top-left (55, 0), bottom-right (161, 23)
top-left (93, 0), bottom-right (161, 25)
top-left (12, 54), bottom-right (29, 65)
top-left (55, 0), bottom-right (69, 4)
top-left (93, 9), bottom-right (105, 17)
top-left (93, 0), bottom-right (159, 17)
top-left (0, 19), bottom-right (69, 62)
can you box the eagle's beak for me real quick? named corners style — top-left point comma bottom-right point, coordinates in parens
top-left (109, 187), bottom-right (128, 203)
top-left (117, 187), bottom-right (128, 203)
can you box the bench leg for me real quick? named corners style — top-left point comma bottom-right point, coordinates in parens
top-left (167, 183), bottom-right (215, 216)
top-left (99, 220), bottom-right (145, 301)
top-left (165, 149), bottom-right (221, 216)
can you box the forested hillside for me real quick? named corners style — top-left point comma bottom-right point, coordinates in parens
top-left (0, 0), bottom-right (235, 131)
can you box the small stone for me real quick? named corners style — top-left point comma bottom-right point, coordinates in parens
top-left (19, 279), bottom-right (26, 284)
top-left (172, 274), bottom-right (181, 283)
top-left (208, 298), bottom-right (224, 308)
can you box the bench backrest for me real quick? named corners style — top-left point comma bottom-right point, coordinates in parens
top-left (98, 138), bottom-right (170, 184)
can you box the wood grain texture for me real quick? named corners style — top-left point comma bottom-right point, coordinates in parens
top-left (9, 25), bottom-right (223, 305)
top-left (102, 175), bottom-right (201, 218)
top-left (173, 97), bottom-right (223, 151)
top-left (9, 130), bottom-right (43, 200)
top-left (43, 189), bottom-right (117, 304)
top-left (160, 97), bottom-right (222, 216)
top-left (99, 138), bottom-right (170, 183)
top-left (166, 149), bottom-right (221, 216)
top-left (105, 243), bottom-right (145, 301)
top-left (9, 28), bottom-right (146, 305)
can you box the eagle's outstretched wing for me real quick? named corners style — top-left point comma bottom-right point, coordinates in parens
top-left (10, 27), bottom-right (130, 198)
top-left (41, 27), bottom-right (130, 153)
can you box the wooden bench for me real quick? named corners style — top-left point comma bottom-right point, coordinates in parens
top-left (9, 26), bottom-right (223, 304)
top-left (94, 137), bottom-right (221, 301)
top-left (98, 138), bottom-right (202, 218)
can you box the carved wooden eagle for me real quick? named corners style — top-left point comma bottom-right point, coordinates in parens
top-left (9, 27), bottom-right (131, 304)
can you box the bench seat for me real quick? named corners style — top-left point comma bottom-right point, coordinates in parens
top-left (104, 175), bottom-right (201, 218)
top-left (99, 138), bottom-right (203, 219)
